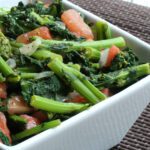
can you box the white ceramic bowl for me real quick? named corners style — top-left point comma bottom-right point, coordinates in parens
top-left (0, 0), bottom-right (150, 150)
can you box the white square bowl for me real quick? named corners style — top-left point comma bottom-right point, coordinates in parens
top-left (0, 0), bottom-right (150, 150)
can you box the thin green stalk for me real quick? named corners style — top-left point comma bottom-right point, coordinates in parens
top-left (90, 63), bottom-right (100, 69)
top-left (9, 115), bottom-right (27, 124)
top-left (17, 67), bottom-right (37, 73)
top-left (0, 56), bottom-right (15, 77)
top-left (104, 23), bottom-right (112, 39)
top-left (32, 49), bottom-right (63, 61)
top-left (31, 95), bottom-right (89, 113)
top-left (64, 71), bottom-right (101, 104)
top-left (0, 73), bottom-right (5, 82)
top-left (12, 119), bottom-right (61, 142)
top-left (95, 21), bottom-right (105, 40)
top-left (48, 59), bottom-right (106, 103)
top-left (67, 63), bottom-right (81, 71)
top-left (96, 63), bottom-right (150, 88)
top-left (21, 73), bottom-right (38, 79)
top-left (21, 71), bottom-right (53, 79)
top-left (7, 75), bottom-right (20, 83)
top-left (93, 21), bottom-right (112, 40)
top-left (10, 41), bottom-right (24, 48)
top-left (37, 36), bottom-right (126, 50)
top-left (84, 47), bottom-right (100, 61)
top-left (69, 68), bottom-right (107, 100)
top-left (79, 37), bottom-right (125, 49)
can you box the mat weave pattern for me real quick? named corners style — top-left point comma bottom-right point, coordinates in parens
top-left (117, 103), bottom-right (150, 150)
top-left (70, 0), bottom-right (150, 149)
top-left (70, 0), bottom-right (150, 44)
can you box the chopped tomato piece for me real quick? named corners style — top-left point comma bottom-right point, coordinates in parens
top-left (105, 45), bottom-right (120, 67)
top-left (17, 26), bottom-right (52, 44)
top-left (61, 9), bottom-right (94, 40)
top-left (66, 95), bottom-right (87, 103)
top-left (0, 83), bottom-right (7, 99)
top-left (101, 88), bottom-right (112, 97)
top-left (0, 112), bottom-right (11, 144)
top-left (8, 96), bottom-right (33, 115)
top-left (21, 114), bottom-right (40, 129)
top-left (32, 111), bottom-right (48, 123)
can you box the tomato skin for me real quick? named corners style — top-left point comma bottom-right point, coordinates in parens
top-left (32, 111), bottom-right (48, 123)
top-left (101, 88), bottom-right (112, 97)
top-left (17, 26), bottom-right (52, 44)
top-left (0, 112), bottom-right (11, 144)
top-left (66, 95), bottom-right (87, 103)
top-left (61, 9), bottom-right (94, 40)
top-left (7, 96), bottom-right (33, 115)
top-left (0, 83), bottom-right (7, 99)
top-left (105, 45), bottom-right (120, 67)
top-left (21, 114), bottom-right (40, 129)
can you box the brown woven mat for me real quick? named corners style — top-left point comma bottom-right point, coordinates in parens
top-left (70, 0), bottom-right (150, 44)
top-left (69, 0), bottom-right (150, 149)
top-left (116, 103), bottom-right (150, 150)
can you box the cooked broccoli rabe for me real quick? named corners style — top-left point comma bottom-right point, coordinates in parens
top-left (0, 0), bottom-right (149, 146)
top-left (12, 119), bottom-right (61, 142)
top-left (29, 11), bottom-right (81, 40)
top-left (48, 59), bottom-right (107, 104)
top-left (109, 48), bottom-right (139, 71)
top-left (0, 31), bottom-right (12, 59)
top-left (9, 115), bottom-right (27, 124)
top-left (0, 1), bottom-right (79, 40)
top-left (92, 21), bottom-right (112, 40)
top-left (31, 95), bottom-right (89, 114)
top-left (92, 63), bottom-right (150, 88)
top-left (30, 36), bottom-right (126, 52)
top-left (21, 74), bottom-right (69, 102)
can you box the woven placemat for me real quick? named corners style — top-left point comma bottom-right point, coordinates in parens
top-left (70, 0), bottom-right (150, 44)
top-left (69, 0), bottom-right (150, 149)
top-left (116, 103), bottom-right (150, 150)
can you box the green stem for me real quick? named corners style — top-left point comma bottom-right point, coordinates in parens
top-left (21, 71), bottom-right (53, 79)
top-left (9, 115), bottom-right (27, 124)
top-left (37, 36), bottom-right (126, 50)
top-left (69, 68), bottom-right (107, 100)
top-left (96, 63), bottom-right (150, 88)
top-left (31, 95), bottom-right (89, 113)
top-left (0, 56), bottom-right (15, 77)
top-left (77, 37), bottom-right (125, 49)
top-left (67, 63), bottom-right (81, 71)
top-left (17, 67), bottom-right (37, 73)
top-left (104, 22), bottom-right (112, 39)
top-left (90, 63), bottom-right (100, 69)
top-left (95, 21), bottom-right (105, 40)
top-left (93, 21), bottom-right (112, 40)
top-left (48, 59), bottom-right (106, 103)
top-left (7, 75), bottom-right (21, 83)
top-left (0, 73), bottom-right (5, 82)
top-left (84, 47), bottom-right (100, 61)
top-left (12, 119), bottom-right (61, 142)
top-left (64, 71), bottom-right (101, 104)
top-left (32, 49), bottom-right (63, 61)
top-left (10, 41), bottom-right (24, 48)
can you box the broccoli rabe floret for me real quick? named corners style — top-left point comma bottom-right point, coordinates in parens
top-left (0, 31), bottom-right (12, 59)
top-left (21, 74), bottom-right (69, 102)
top-left (109, 48), bottom-right (139, 71)
top-left (91, 63), bottom-right (150, 88)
